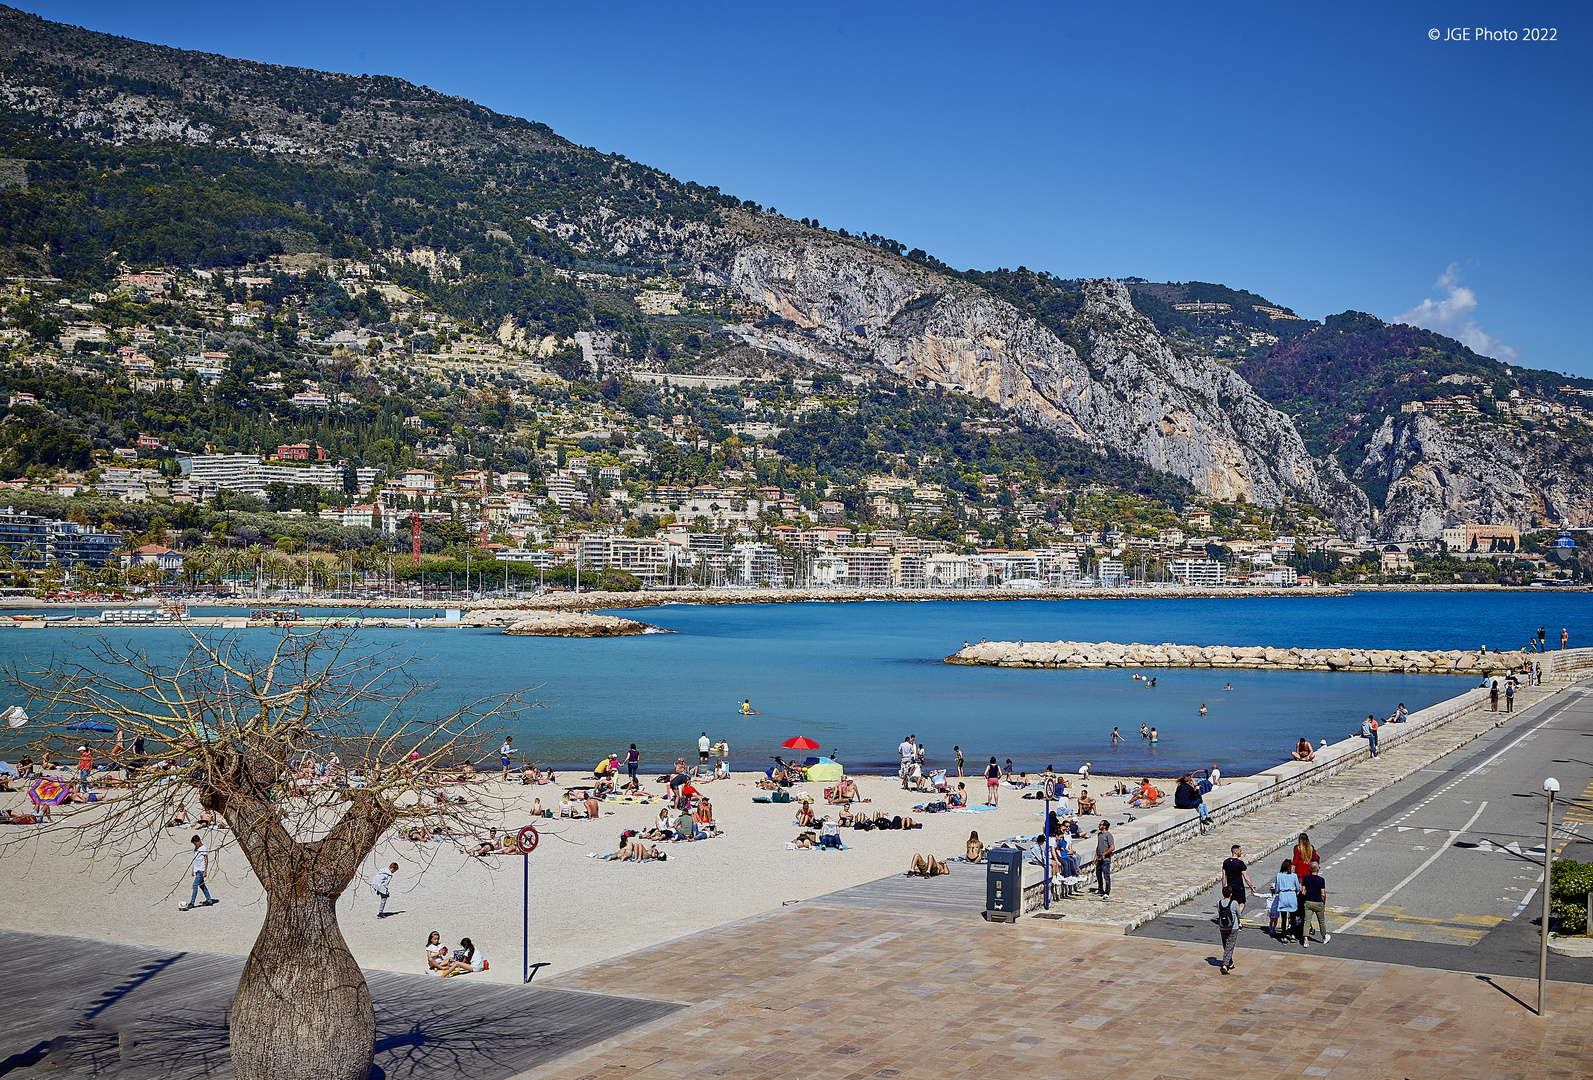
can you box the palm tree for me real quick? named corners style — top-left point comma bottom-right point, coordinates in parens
top-left (17, 539), bottom-right (43, 570)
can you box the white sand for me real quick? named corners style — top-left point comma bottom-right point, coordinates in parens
top-left (0, 768), bottom-right (1160, 983)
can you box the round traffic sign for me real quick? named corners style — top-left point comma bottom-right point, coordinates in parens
top-left (515, 825), bottom-right (540, 854)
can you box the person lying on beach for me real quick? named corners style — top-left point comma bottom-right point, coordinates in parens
top-left (1108, 779), bottom-right (1131, 796)
top-left (3, 808), bottom-right (40, 824)
top-left (908, 854), bottom-right (949, 876)
top-left (460, 829), bottom-right (502, 856)
top-left (455, 764), bottom-right (478, 782)
top-left (1130, 779), bottom-right (1163, 807)
top-left (791, 831), bottom-right (816, 849)
top-left (966, 831), bottom-right (985, 862)
top-left (1076, 790), bottom-right (1097, 816)
top-left (1291, 738), bottom-right (1316, 762)
top-left (593, 774), bottom-right (615, 796)
top-left (406, 826), bottom-right (434, 843)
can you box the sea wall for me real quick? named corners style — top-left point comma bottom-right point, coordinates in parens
top-left (947, 639), bottom-right (1536, 675)
top-left (1011, 646), bottom-right (1593, 917)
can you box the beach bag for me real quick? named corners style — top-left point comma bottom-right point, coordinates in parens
top-left (771, 789), bottom-right (791, 803)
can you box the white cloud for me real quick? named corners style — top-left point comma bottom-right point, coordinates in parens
top-left (1393, 264), bottom-right (1517, 362)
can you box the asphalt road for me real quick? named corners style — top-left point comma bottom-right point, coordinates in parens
top-left (1133, 680), bottom-right (1593, 985)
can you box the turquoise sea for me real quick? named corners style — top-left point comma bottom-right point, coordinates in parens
top-left (0, 590), bottom-right (1582, 778)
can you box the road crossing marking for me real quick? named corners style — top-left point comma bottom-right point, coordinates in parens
top-left (1336, 802), bottom-right (1488, 935)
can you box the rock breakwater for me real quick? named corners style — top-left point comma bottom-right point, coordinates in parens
top-left (946, 639), bottom-right (1533, 675)
top-left (498, 611), bottom-right (658, 637)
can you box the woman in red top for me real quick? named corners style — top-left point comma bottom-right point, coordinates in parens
top-left (1291, 832), bottom-right (1318, 880)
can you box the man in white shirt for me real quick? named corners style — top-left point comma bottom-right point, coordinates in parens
top-left (698, 732), bottom-right (711, 768)
top-left (371, 861), bottom-right (398, 918)
top-left (179, 834), bottom-right (213, 910)
top-left (499, 736), bottom-right (514, 780)
top-left (898, 735), bottom-right (915, 788)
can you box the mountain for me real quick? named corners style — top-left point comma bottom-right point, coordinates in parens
top-left (0, 4), bottom-right (1588, 541)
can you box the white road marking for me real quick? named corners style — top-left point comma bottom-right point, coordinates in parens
top-left (1511, 885), bottom-right (1540, 920)
top-left (1336, 801), bottom-right (1489, 935)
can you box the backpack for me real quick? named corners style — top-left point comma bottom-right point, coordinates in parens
top-left (1218, 900), bottom-right (1237, 930)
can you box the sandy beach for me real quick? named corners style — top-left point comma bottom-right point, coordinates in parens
top-left (0, 765), bottom-right (1169, 983)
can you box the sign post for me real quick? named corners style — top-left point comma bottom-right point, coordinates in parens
top-left (1042, 776), bottom-right (1056, 910)
top-left (515, 825), bottom-right (540, 983)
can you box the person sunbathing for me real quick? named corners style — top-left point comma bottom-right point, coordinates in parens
top-left (948, 783), bottom-right (968, 808)
top-left (442, 937), bottom-right (487, 976)
top-left (456, 764), bottom-right (477, 782)
top-left (593, 774), bottom-right (615, 796)
top-left (908, 853), bottom-right (949, 876)
top-left (1076, 790), bottom-right (1097, 816)
top-left (460, 828), bottom-right (501, 856)
top-left (196, 807), bottom-right (218, 828)
top-left (165, 805), bottom-right (190, 827)
top-left (966, 831), bottom-right (985, 862)
top-left (584, 794), bottom-right (601, 819)
top-left (795, 800), bottom-right (816, 827)
top-left (693, 797), bottom-right (714, 829)
top-left (1130, 779), bottom-right (1162, 807)
top-left (4, 808), bottom-right (39, 824)
top-left (425, 931), bottom-right (450, 973)
top-left (530, 798), bottom-right (543, 817)
top-left (406, 825), bottom-right (434, 842)
top-left (837, 805), bottom-right (855, 827)
top-left (1291, 738), bottom-right (1316, 762)
top-left (792, 831), bottom-right (816, 849)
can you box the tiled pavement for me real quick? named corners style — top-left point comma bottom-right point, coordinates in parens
top-left (522, 905), bottom-right (1593, 1080)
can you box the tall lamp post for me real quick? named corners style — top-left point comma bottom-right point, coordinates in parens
top-left (1538, 776), bottom-right (1560, 1016)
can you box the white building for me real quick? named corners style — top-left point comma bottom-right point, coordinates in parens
top-left (1168, 558), bottom-right (1225, 587)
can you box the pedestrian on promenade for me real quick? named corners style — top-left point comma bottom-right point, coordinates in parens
top-left (627, 744), bottom-right (640, 787)
top-left (1301, 859), bottom-right (1329, 945)
top-left (1489, 680), bottom-right (1500, 711)
top-left (984, 756), bottom-right (1000, 806)
top-left (1274, 859), bottom-right (1303, 944)
top-left (1218, 885), bottom-right (1243, 974)
top-left (179, 834), bottom-right (213, 911)
top-left (954, 745), bottom-right (964, 777)
top-left (1222, 844), bottom-right (1256, 921)
top-left (1360, 714), bottom-right (1379, 757)
top-left (1291, 833), bottom-right (1318, 880)
top-left (499, 736), bottom-right (514, 780)
top-left (1562, 627), bottom-right (1569, 650)
top-left (372, 861), bottom-right (398, 918)
top-left (1505, 681), bottom-right (1515, 712)
top-left (1095, 819), bottom-right (1115, 899)
top-left (1538, 626), bottom-right (1547, 651)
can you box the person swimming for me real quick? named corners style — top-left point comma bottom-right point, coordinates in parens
top-left (1149, 727), bottom-right (1158, 743)
top-left (1223, 682), bottom-right (1232, 691)
top-left (1139, 723), bottom-right (1150, 739)
top-left (1199, 703), bottom-right (1208, 716)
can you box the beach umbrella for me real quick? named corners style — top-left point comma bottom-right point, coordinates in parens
top-left (66, 720), bottom-right (115, 733)
top-left (29, 777), bottom-right (68, 805)
top-left (3, 706), bottom-right (26, 728)
top-left (781, 736), bottom-right (821, 750)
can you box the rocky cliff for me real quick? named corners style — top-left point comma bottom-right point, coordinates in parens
top-left (1356, 413), bottom-right (1593, 539)
top-left (714, 235), bottom-right (1368, 528)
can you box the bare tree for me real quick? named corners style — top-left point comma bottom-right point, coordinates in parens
top-left (4, 628), bottom-right (525, 1080)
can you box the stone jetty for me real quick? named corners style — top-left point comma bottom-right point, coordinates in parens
top-left (498, 611), bottom-right (658, 637)
top-left (946, 639), bottom-right (1533, 675)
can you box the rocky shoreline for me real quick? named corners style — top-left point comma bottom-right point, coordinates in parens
top-left (946, 639), bottom-right (1535, 675)
top-left (468, 610), bottom-right (661, 636)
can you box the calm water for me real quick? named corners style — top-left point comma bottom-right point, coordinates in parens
top-left (1, 591), bottom-right (1581, 778)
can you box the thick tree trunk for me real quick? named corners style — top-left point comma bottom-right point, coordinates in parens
top-left (229, 891), bottom-right (374, 1080)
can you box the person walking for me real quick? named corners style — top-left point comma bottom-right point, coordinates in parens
top-left (1094, 819), bottom-right (1116, 899)
top-left (1301, 859), bottom-right (1330, 945)
top-left (1291, 833), bottom-right (1319, 881)
top-left (954, 745), bottom-right (964, 777)
top-left (499, 736), bottom-right (514, 780)
top-left (698, 732), bottom-right (711, 768)
top-left (898, 735), bottom-right (916, 788)
top-left (1273, 859), bottom-right (1303, 945)
top-left (626, 744), bottom-right (640, 787)
top-left (1360, 714), bottom-right (1379, 757)
top-left (984, 756), bottom-right (1001, 806)
top-left (1222, 844), bottom-right (1256, 922)
top-left (1489, 680), bottom-right (1500, 711)
top-left (1505, 680), bottom-right (1515, 712)
top-left (371, 862), bottom-right (398, 918)
top-left (1218, 884), bottom-right (1243, 974)
top-left (179, 834), bottom-right (213, 910)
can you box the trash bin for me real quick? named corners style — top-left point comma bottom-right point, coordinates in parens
top-left (985, 846), bottom-right (1024, 921)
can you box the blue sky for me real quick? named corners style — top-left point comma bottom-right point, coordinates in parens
top-left (24, 1), bottom-right (1593, 375)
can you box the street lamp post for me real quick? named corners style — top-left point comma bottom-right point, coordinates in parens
top-left (1539, 776), bottom-right (1559, 1016)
